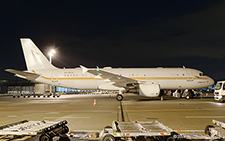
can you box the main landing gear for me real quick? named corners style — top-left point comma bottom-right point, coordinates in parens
top-left (116, 94), bottom-right (123, 101)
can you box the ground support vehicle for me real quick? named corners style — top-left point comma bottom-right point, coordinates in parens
top-left (204, 119), bottom-right (225, 139)
top-left (0, 120), bottom-right (69, 141)
top-left (99, 120), bottom-right (177, 141)
top-left (214, 81), bottom-right (225, 102)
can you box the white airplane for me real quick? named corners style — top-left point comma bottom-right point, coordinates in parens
top-left (6, 38), bottom-right (214, 101)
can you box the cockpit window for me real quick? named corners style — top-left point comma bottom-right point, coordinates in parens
top-left (215, 83), bottom-right (222, 90)
top-left (199, 73), bottom-right (205, 76)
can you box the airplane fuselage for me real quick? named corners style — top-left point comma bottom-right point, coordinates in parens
top-left (34, 67), bottom-right (214, 90)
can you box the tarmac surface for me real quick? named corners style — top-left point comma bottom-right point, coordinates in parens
top-left (0, 93), bottom-right (224, 140)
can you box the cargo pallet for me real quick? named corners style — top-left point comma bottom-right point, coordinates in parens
top-left (0, 120), bottom-right (69, 141)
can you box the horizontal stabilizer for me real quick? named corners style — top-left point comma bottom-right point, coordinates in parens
top-left (5, 69), bottom-right (40, 81)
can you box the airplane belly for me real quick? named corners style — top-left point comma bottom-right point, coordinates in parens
top-left (58, 80), bottom-right (104, 89)
top-left (36, 77), bottom-right (105, 90)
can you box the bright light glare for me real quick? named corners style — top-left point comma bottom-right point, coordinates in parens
top-left (51, 49), bottom-right (56, 54)
top-left (48, 52), bottom-right (53, 57)
top-left (48, 49), bottom-right (56, 57)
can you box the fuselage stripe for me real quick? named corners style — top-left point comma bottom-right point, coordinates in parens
top-left (41, 76), bottom-right (206, 80)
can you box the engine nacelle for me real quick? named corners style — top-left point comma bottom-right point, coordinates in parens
top-left (139, 83), bottom-right (160, 97)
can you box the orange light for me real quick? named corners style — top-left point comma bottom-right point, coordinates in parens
top-left (177, 130), bottom-right (181, 133)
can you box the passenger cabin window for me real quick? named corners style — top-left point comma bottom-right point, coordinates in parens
top-left (199, 73), bottom-right (205, 76)
top-left (215, 83), bottom-right (222, 90)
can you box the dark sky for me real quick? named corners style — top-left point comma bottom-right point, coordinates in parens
top-left (1, 0), bottom-right (225, 81)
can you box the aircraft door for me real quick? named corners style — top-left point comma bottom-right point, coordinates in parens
top-left (52, 70), bottom-right (58, 82)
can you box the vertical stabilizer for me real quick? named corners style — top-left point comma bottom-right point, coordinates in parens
top-left (20, 38), bottom-right (57, 71)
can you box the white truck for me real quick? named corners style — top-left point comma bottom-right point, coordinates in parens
top-left (214, 81), bottom-right (225, 102)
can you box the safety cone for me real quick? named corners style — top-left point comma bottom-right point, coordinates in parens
top-left (93, 99), bottom-right (97, 106)
top-left (161, 96), bottom-right (163, 101)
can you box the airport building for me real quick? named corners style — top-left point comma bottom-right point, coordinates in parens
top-left (0, 80), bottom-right (104, 94)
top-left (0, 80), bottom-right (34, 94)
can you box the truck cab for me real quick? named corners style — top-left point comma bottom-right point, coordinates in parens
top-left (214, 81), bottom-right (225, 102)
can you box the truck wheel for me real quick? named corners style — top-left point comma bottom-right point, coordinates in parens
top-left (204, 125), bottom-right (215, 136)
top-left (219, 97), bottom-right (224, 102)
top-left (166, 136), bottom-right (175, 141)
top-left (103, 135), bottom-right (115, 141)
top-left (39, 134), bottom-right (52, 141)
top-left (59, 134), bottom-right (70, 141)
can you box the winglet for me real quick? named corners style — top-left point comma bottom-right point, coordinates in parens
top-left (96, 66), bottom-right (100, 71)
top-left (80, 65), bottom-right (89, 74)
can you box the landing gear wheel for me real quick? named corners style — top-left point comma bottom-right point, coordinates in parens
top-left (102, 135), bottom-right (115, 141)
top-left (116, 94), bottom-right (123, 101)
top-left (39, 134), bottom-right (52, 141)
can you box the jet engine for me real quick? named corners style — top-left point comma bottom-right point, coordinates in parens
top-left (138, 83), bottom-right (160, 97)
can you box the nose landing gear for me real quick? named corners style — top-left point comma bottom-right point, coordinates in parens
top-left (116, 94), bottom-right (123, 101)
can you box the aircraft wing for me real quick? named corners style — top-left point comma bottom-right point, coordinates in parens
top-left (5, 69), bottom-right (40, 81)
top-left (80, 65), bottom-right (137, 87)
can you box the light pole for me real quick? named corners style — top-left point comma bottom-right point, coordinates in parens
top-left (48, 49), bottom-right (56, 95)
top-left (48, 49), bottom-right (56, 64)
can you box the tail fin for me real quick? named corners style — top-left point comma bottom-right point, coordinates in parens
top-left (20, 38), bottom-right (57, 71)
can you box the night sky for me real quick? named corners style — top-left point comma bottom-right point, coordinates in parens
top-left (1, 0), bottom-right (225, 81)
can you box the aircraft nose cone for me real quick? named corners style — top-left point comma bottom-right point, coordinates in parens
top-left (208, 77), bottom-right (214, 86)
